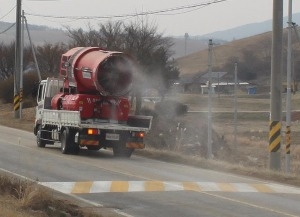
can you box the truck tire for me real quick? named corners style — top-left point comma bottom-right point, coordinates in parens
top-left (36, 125), bottom-right (46, 148)
top-left (61, 128), bottom-right (79, 155)
top-left (113, 142), bottom-right (134, 158)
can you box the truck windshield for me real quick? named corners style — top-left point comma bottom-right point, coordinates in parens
top-left (46, 79), bottom-right (64, 97)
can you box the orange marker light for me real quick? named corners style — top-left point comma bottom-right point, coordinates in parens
top-left (131, 132), bottom-right (145, 138)
top-left (139, 132), bottom-right (145, 138)
top-left (87, 129), bottom-right (99, 135)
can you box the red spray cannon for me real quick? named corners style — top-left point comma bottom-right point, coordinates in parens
top-left (51, 47), bottom-right (135, 121)
top-left (60, 47), bottom-right (134, 96)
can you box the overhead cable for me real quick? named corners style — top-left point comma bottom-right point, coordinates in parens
top-left (0, 23), bottom-right (16, 34)
top-left (25, 0), bottom-right (227, 20)
top-left (0, 5), bottom-right (16, 20)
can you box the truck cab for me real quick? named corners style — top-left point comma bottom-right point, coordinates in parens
top-left (35, 78), bottom-right (64, 128)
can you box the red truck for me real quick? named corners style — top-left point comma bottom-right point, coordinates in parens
top-left (33, 47), bottom-right (152, 158)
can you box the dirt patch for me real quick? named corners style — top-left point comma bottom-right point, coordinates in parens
top-left (0, 103), bottom-right (35, 132)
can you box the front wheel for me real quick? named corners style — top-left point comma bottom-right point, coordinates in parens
top-left (36, 125), bottom-right (46, 148)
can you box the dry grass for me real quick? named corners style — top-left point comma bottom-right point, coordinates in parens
top-left (0, 173), bottom-right (103, 217)
top-left (0, 103), bottom-right (35, 131)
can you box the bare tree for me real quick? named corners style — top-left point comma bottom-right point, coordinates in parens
top-left (99, 21), bottom-right (124, 50)
top-left (67, 21), bottom-right (125, 50)
top-left (67, 28), bottom-right (91, 47)
top-left (0, 42), bottom-right (15, 80)
top-left (36, 42), bottom-right (67, 76)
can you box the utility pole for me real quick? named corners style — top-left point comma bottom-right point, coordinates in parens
top-left (24, 14), bottom-right (41, 81)
top-left (269, 0), bottom-right (283, 171)
top-left (20, 10), bottom-right (24, 119)
top-left (207, 39), bottom-right (213, 159)
top-left (285, 0), bottom-right (292, 173)
top-left (14, 0), bottom-right (22, 119)
top-left (234, 62), bottom-right (238, 148)
top-left (184, 33), bottom-right (189, 56)
top-left (292, 23), bottom-right (300, 43)
top-left (217, 72), bottom-right (220, 98)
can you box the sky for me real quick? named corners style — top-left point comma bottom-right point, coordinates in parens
top-left (1, 0), bottom-right (300, 37)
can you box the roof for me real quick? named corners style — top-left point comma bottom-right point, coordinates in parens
top-left (179, 71), bottom-right (228, 84)
top-left (201, 71), bottom-right (227, 79)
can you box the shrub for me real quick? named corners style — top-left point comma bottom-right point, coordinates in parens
top-left (154, 100), bottom-right (188, 118)
top-left (0, 72), bottom-right (39, 104)
top-left (0, 77), bottom-right (14, 103)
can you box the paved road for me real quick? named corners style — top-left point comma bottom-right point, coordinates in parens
top-left (0, 125), bottom-right (300, 217)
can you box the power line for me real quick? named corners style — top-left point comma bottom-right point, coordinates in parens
top-left (0, 23), bottom-right (16, 34)
top-left (0, 5), bottom-right (16, 21)
top-left (25, 0), bottom-right (227, 21)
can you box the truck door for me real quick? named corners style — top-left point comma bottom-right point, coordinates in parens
top-left (35, 81), bottom-right (46, 121)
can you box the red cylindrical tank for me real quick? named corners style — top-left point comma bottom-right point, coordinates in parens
top-left (60, 47), bottom-right (134, 96)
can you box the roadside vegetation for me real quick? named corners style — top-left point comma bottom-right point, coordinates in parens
top-left (0, 173), bottom-right (103, 217)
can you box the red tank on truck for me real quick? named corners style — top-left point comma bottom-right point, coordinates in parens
top-left (33, 47), bottom-right (152, 158)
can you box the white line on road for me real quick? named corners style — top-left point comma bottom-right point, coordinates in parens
top-left (39, 180), bottom-right (300, 194)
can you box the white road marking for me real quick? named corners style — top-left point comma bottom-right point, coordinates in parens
top-left (39, 180), bottom-right (300, 194)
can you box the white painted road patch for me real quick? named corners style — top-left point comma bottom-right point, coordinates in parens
top-left (39, 181), bottom-right (300, 194)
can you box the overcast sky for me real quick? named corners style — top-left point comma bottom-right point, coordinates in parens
top-left (1, 0), bottom-right (300, 36)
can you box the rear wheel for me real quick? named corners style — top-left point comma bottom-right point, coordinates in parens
top-left (61, 128), bottom-right (79, 154)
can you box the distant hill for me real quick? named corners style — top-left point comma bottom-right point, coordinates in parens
top-left (171, 37), bottom-right (207, 59)
top-left (0, 21), bottom-right (69, 45)
top-left (176, 32), bottom-right (273, 76)
top-left (173, 13), bottom-right (300, 58)
top-left (198, 13), bottom-right (300, 41)
top-left (176, 27), bottom-right (300, 87)
top-left (171, 37), bottom-right (227, 59)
